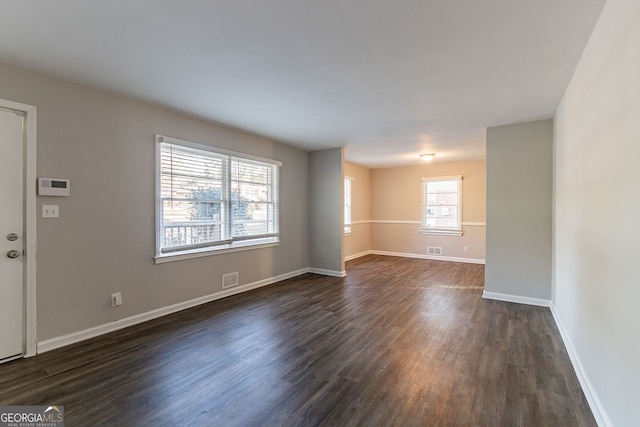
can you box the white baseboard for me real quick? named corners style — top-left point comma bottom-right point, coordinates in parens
top-left (550, 304), bottom-right (612, 427)
top-left (37, 268), bottom-right (310, 354)
top-left (482, 291), bottom-right (551, 307)
top-left (371, 250), bottom-right (485, 265)
top-left (344, 250), bottom-right (373, 261)
top-left (308, 268), bottom-right (346, 277)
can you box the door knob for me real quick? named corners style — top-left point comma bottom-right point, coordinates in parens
top-left (6, 250), bottom-right (20, 259)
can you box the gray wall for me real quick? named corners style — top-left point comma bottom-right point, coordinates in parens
top-left (0, 62), bottom-right (310, 341)
top-left (485, 120), bottom-right (553, 300)
top-left (308, 148), bottom-right (345, 275)
top-left (554, 0), bottom-right (640, 424)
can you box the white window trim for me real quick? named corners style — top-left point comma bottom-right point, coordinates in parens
top-left (155, 240), bottom-right (280, 264)
top-left (344, 176), bottom-right (353, 234)
top-left (155, 135), bottom-right (281, 263)
top-left (421, 175), bottom-right (463, 237)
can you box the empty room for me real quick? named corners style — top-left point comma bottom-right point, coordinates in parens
top-left (0, 0), bottom-right (638, 426)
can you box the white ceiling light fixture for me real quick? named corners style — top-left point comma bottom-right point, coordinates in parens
top-left (420, 153), bottom-right (435, 162)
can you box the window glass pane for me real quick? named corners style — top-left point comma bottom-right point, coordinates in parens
top-left (230, 158), bottom-right (277, 238)
top-left (344, 177), bottom-right (352, 233)
top-left (231, 202), bottom-right (271, 236)
top-left (162, 200), bottom-right (224, 246)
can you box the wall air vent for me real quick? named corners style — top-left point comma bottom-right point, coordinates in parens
top-left (222, 272), bottom-right (239, 289)
top-left (427, 246), bottom-right (443, 256)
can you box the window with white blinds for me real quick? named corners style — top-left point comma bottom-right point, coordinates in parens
top-left (156, 135), bottom-right (280, 260)
top-left (344, 176), bottom-right (353, 234)
top-left (421, 176), bottom-right (463, 236)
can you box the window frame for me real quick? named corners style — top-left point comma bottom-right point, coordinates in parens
top-left (155, 135), bottom-right (281, 263)
top-left (420, 175), bottom-right (463, 236)
top-left (344, 176), bottom-right (353, 234)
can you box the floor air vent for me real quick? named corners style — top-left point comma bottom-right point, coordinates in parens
top-left (222, 272), bottom-right (239, 289)
top-left (427, 246), bottom-right (443, 256)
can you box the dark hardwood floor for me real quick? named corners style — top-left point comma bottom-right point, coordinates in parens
top-left (0, 255), bottom-right (595, 426)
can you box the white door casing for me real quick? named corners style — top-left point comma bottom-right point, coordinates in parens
top-left (0, 98), bottom-right (37, 360)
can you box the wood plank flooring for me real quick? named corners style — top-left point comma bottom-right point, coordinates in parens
top-left (0, 255), bottom-right (596, 426)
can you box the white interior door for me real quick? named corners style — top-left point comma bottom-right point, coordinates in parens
top-left (0, 107), bottom-right (25, 360)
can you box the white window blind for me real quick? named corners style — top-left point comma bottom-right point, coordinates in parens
top-left (156, 136), bottom-right (280, 258)
top-left (344, 176), bottom-right (353, 234)
top-left (421, 176), bottom-right (463, 236)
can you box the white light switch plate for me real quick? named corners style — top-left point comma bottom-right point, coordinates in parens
top-left (42, 205), bottom-right (59, 218)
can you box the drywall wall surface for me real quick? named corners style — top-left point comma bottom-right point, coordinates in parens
top-left (370, 160), bottom-right (486, 261)
top-left (485, 120), bottom-right (552, 299)
top-left (309, 148), bottom-right (344, 274)
top-left (554, 0), bottom-right (640, 424)
top-left (0, 62), bottom-right (309, 341)
top-left (344, 162), bottom-right (371, 259)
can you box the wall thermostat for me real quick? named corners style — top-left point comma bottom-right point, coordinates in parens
top-left (38, 177), bottom-right (70, 196)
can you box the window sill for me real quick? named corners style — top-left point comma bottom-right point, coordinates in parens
top-left (420, 229), bottom-right (463, 237)
top-left (155, 239), bottom-right (279, 264)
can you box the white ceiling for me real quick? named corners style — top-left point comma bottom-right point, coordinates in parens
top-left (0, 0), bottom-right (605, 168)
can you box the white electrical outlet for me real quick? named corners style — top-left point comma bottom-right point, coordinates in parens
top-left (42, 205), bottom-right (59, 218)
top-left (111, 292), bottom-right (122, 307)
